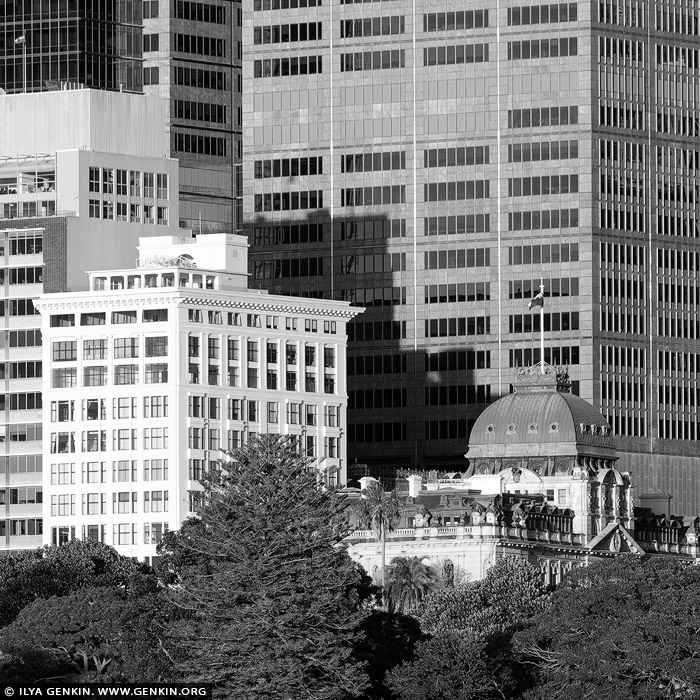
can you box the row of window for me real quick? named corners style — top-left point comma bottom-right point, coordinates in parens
top-left (508, 106), bottom-right (579, 128)
top-left (53, 365), bottom-right (168, 388)
top-left (424, 282), bottom-right (490, 304)
top-left (54, 460), bottom-right (169, 485)
top-left (0, 422), bottom-right (41, 442)
top-left (602, 241), bottom-right (645, 267)
top-left (350, 286), bottom-right (406, 307)
top-left (0, 487), bottom-right (42, 504)
top-left (253, 22), bottom-right (322, 44)
top-left (173, 66), bottom-right (226, 90)
top-left (340, 219), bottom-right (406, 240)
top-left (509, 312), bottom-right (580, 333)
top-left (174, 33), bottom-right (225, 57)
top-left (50, 310), bottom-right (167, 328)
top-left (425, 349), bottom-right (490, 372)
top-left (254, 157), bottom-right (323, 179)
top-left (510, 345), bottom-right (580, 367)
top-left (508, 208), bottom-right (579, 231)
top-left (423, 10), bottom-right (489, 31)
top-left (424, 180), bottom-right (490, 202)
top-left (0, 455), bottom-right (42, 474)
top-left (508, 2), bottom-right (578, 24)
top-left (340, 16), bottom-right (405, 36)
top-left (174, 100), bottom-right (226, 124)
top-left (340, 50), bottom-right (405, 71)
top-left (189, 364), bottom-right (336, 393)
top-left (349, 388), bottom-right (408, 410)
top-left (253, 190), bottom-right (324, 212)
top-left (88, 168), bottom-right (168, 199)
top-left (50, 429), bottom-right (168, 454)
top-left (254, 0), bottom-right (320, 8)
top-left (600, 37), bottom-right (644, 63)
top-left (252, 258), bottom-right (325, 280)
top-left (508, 174), bottom-right (579, 197)
top-left (53, 337), bottom-right (168, 362)
top-left (424, 214), bottom-right (490, 236)
top-left (0, 392), bottom-right (42, 411)
top-left (189, 339), bottom-right (335, 369)
top-left (425, 317), bottom-right (491, 338)
top-left (2, 232), bottom-right (43, 256)
top-left (187, 311), bottom-right (336, 336)
top-left (0, 266), bottom-right (43, 285)
top-left (339, 252), bottom-right (406, 275)
top-left (173, 133), bottom-right (227, 157)
top-left (0, 299), bottom-right (37, 317)
top-left (175, 0), bottom-right (226, 23)
top-left (425, 385), bottom-right (492, 406)
top-left (0, 519), bottom-right (42, 537)
top-left (88, 200), bottom-right (169, 224)
top-left (348, 421), bottom-right (409, 443)
top-left (424, 146), bottom-right (489, 169)
top-left (51, 397), bottom-right (167, 422)
top-left (50, 491), bottom-right (169, 516)
top-left (341, 186), bottom-right (405, 206)
top-left (348, 353), bottom-right (407, 376)
top-left (347, 321), bottom-right (406, 342)
top-left (340, 151), bottom-right (405, 173)
top-left (424, 248), bottom-right (490, 270)
top-left (253, 223), bottom-right (324, 246)
top-left (0, 361), bottom-right (41, 379)
top-left (509, 242), bottom-right (579, 265)
top-left (253, 56), bottom-right (323, 77)
top-left (424, 44), bottom-right (489, 66)
top-left (511, 277), bottom-right (579, 299)
top-left (508, 140), bottom-right (578, 163)
top-left (50, 523), bottom-right (169, 547)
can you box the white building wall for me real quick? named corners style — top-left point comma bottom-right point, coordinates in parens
top-left (37, 260), bottom-right (360, 560)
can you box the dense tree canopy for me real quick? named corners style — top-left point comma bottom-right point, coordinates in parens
top-left (0, 539), bottom-right (151, 628)
top-left (160, 434), bottom-right (371, 699)
top-left (515, 555), bottom-right (700, 700)
top-left (0, 576), bottom-right (172, 683)
top-left (419, 556), bottom-right (549, 639)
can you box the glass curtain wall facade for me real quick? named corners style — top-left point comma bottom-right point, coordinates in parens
top-left (243, 0), bottom-right (700, 513)
top-left (0, 0), bottom-right (143, 93)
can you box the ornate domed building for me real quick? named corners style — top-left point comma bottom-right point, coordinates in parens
top-left (346, 363), bottom-right (698, 586)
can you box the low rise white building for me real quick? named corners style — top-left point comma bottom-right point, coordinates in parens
top-left (35, 234), bottom-right (361, 562)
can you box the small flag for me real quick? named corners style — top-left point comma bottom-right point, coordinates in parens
top-left (528, 289), bottom-right (544, 310)
top-left (14, 35), bottom-right (25, 45)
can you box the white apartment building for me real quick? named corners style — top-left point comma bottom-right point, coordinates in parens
top-left (0, 89), bottom-right (182, 553)
top-left (36, 234), bottom-right (361, 561)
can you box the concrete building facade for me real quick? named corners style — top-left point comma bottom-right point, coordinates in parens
top-left (36, 234), bottom-right (360, 561)
top-left (242, 0), bottom-right (700, 514)
top-left (0, 90), bottom-right (182, 553)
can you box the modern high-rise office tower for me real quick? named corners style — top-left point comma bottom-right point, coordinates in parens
top-left (142, 0), bottom-right (243, 233)
top-left (243, 0), bottom-right (700, 514)
top-left (0, 1), bottom-right (143, 93)
top-left (0, 89), bottom-right (181, 553)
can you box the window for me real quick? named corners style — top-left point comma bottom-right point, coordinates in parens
top-left (143, 309), bottom-right (168, 323)
top-left (81, 312), bottom-right (106, 326)
top-left (52, 341), bottom-right (76, 361)
top-left (144, 396), bottom-right (168, 418)
top-left (83, 366), bottom-right (107, 387)
top-left (286, 371), bottom-right (297, 391)
top-left (145, 336), bottom-right (168, 357)
top-left (114, 365), bottom-right (139, 385)
top-left (114, 429), bottom-right (137, 451)
top-left (286, 343), bottom-right (297, 365)
top-left (324, 374), bottom-right (336, 394)
top-left (248, 401), bottom-right (259, 422)
top-left (157, 173), bottom-right (168, 198)
top-left (267, 402), bottom-right (279, 423)
top-left (84, 462), bottom-right (106, 484)
top-left (114, 397), bottom-right (137, 419)
top-left (247, 340), bottom-right (259, 362)
top-left (208, 337), bottom-right (220, 359)
top-left (324, 347), bottom-right (335, 368)
top-left (145, 363), bottom-right (168, 383)
top-left (305, 346), bottom-right (316, 367)
top-left (144, 172), bottom-right (155, 198)
top-left (144, 33), bottom-right (160, 52)
top-left (53, 368), bottom-right (77, 388)
top-left (51, 432), bottom-right (75, 454)
top-left (112, 310), bottom-right (137, 324)
top-left (267, 370), bottom-right (278, 389)
top-left (144, 459), bottom-right (168, 480)
top-left (82, 430), bottom-right (106, 452)
top-left (51, 400), bottom-right (74, 422)
top-left (114, 338), bottom-right (139, 359)
top-left (306, 405), bottom-right (317, 426)
top-left (51, 314), bottom-right (75, 327)
top-left (51, 463), bottom-right (74, 485)
top-left (144, 427), bottom-right (168, 450)
top-left (305, 372), bottom-right (317, 392)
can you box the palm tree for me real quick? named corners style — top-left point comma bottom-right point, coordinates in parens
top-left (356, 480), bottom-right (402, 605)
top-left (385, 556), bottom-right (440, 614)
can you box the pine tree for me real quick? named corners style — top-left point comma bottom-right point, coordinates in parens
top-left (160, 434), bottom-right (370, 699)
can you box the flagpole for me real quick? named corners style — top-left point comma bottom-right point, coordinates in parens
top-left (539, 281), bottom-right (545, 374)
top-left (23, 40), bottom-right (26, 93)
